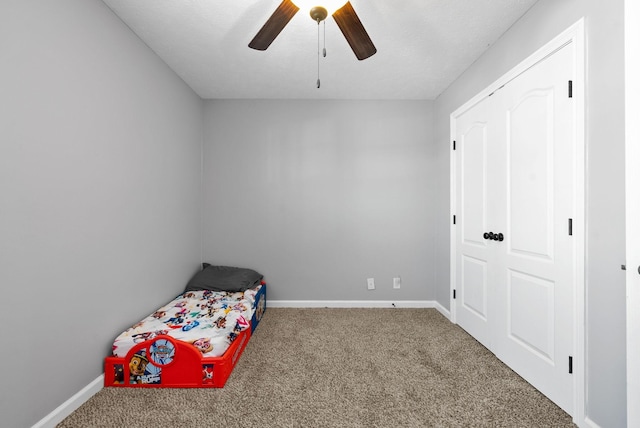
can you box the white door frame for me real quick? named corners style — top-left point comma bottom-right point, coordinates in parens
top-left (625, 0), bottom-right (640, 426)
top-left (449, 19), bottom-right (586, 422)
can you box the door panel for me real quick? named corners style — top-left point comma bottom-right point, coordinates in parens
top-left (461, 123), bottom-right (487, 248)
top-left (495, 44), bottom-right (575, 413)
top-left (507, 269), bottom-right (555, 363)
top-left (461, 255), bottom-right (488, 320)
top-left (508, 90), bottom-right (554, 260)
top-left (455, 96), bottom-right (497, 349)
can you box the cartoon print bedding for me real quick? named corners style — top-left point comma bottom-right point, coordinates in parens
top-left (104, 265), bottom-right (267, 388)
top-left (112, 285), bottom-right (263, 359)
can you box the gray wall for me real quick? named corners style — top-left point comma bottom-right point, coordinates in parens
top-left (433, 0), bottom-right (626, 426)
top-left (0, 1), bottom-right (203, 427)
top-left (202, 100), bottom-right (435, 302)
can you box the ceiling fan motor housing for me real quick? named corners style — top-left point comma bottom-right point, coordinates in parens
top-left (310, 6), bottom-right (328, 22)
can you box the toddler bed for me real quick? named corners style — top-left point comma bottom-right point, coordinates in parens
top-left (104, 264), bottom-right (266, 388)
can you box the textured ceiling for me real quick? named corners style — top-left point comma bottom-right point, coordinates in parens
top-left (101, 0), bottom-right (538, 100)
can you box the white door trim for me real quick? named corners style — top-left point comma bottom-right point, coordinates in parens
top-left (625, 0), bottom-right (640, 425)
top-left (449, 19), bottom-right (585, 423)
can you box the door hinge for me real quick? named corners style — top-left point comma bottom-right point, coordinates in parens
top-left (568, 218), bottom-right (573, 236)
top-left (453, 140), bottom-right (456, 150)
top-left (568, 80), bottom-right (573, 98)
top-left (453, 215), bottom-right (456, 225)
top-left (453, 289), bottom-right (456, 299)
top-left (569, 356), bottom-right (573, 374)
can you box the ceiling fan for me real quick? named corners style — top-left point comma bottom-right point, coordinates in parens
top-left (249, 0), bottom-right (377, 61)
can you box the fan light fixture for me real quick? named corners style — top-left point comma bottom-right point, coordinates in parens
top-left (248, 0), bottom-right (376, 87)
top-left (290, 1), bottom-right (348, 17)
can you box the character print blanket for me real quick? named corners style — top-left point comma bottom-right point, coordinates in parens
top-left (112, 285), bottom-right (262, 358)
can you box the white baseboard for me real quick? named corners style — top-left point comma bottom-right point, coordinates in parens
top-left (268, 300), bottom-right (438, 308)
top-left (434, 301), bottom-right (451, 320)
top-left (32, 374), bottom-right (103, 428)
top-left (581, 416), bottom-right (602, 428)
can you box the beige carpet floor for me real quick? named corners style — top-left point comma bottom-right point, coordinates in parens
top-left (58, 308), bottom-right (574, 427)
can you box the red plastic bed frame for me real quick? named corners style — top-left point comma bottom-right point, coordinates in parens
top-left (104, 284), bottom-right (266, 388)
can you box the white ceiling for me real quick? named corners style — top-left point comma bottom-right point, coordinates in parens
top-left (101, 0), bottom-right (538, 100)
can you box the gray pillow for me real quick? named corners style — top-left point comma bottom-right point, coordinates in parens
top-left (184, 265), bottom-right (263, 292)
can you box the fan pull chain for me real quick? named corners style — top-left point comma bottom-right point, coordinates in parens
top-left (316, 18), bottom-right (321, 88)
top-left (323, 20), bottom-right (327, 57)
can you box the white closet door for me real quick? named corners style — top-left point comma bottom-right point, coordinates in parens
top-left (454, 94), bottom-right (504, 349)
top-left (453, 42), bottom-right (576, 415)
top-left (492, 44), bottom-right (575, 414)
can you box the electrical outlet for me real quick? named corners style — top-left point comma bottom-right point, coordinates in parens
top-left (393, 277), bottom-right (401, 289)
top-left (367, 278), bottom-right (375, 290)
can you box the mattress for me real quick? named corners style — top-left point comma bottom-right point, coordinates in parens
top-left (112, 285), bottom-right (263, 359)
